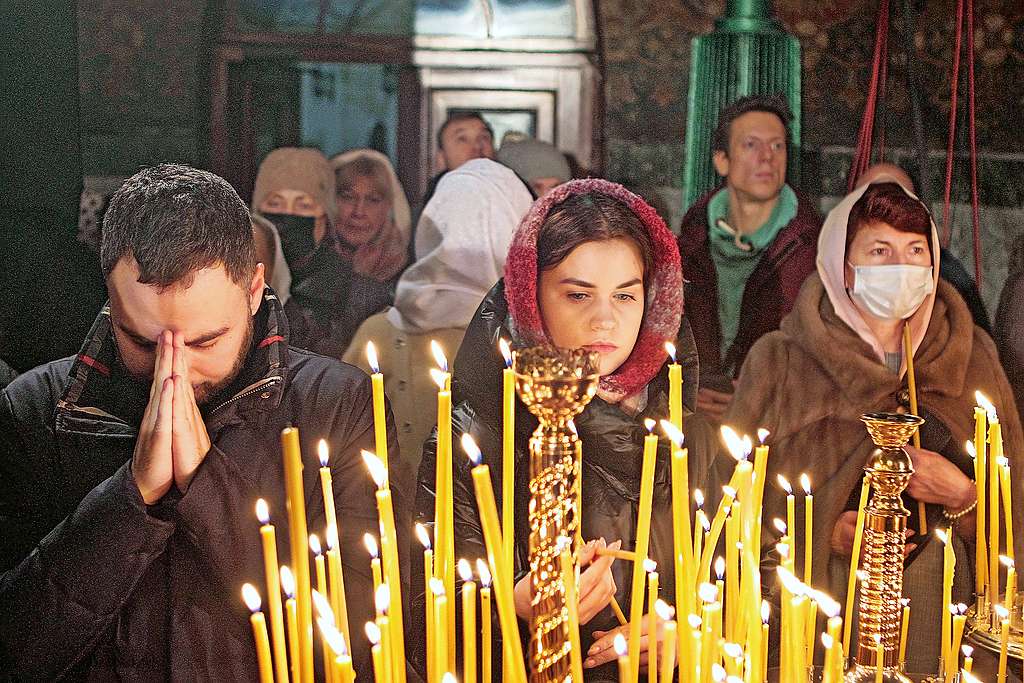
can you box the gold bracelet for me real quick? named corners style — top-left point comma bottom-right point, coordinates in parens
top-left (942, 497), bottom-right (978, 521)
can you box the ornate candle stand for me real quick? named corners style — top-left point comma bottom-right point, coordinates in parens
top-left (514, 345), bottom-right (599, 683)
top-left (846, 412), bottom-right (924, 683)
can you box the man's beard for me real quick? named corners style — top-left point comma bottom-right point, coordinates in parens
top-left (192, 316), bottom-right (254, 406)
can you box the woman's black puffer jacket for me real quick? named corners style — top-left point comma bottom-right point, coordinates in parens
top-left (408, 280), bottom-right (700, 681)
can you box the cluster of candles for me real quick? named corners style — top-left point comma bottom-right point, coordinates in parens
top-left (238, 337), bottom-right (1018, 683)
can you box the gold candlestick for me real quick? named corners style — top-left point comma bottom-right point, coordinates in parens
top-left (845, 412), bottom-right (922, 683)
top-left (513, 345), bottom-right (599, 682)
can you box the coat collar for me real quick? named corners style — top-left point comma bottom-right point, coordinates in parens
top-left (57, 288), bottom-right (291, 431)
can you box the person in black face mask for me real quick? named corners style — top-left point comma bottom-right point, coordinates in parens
top-left (251, 147), bottom-right (363, 356)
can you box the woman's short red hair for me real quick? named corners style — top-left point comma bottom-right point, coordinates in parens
top-left (846, 182), bottom-right (931, 252)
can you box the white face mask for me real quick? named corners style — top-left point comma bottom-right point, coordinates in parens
top-left (849, 264), bottom-right (934, 320)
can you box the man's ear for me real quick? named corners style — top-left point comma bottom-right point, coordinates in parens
top-left (248, 263), bottom-right (265, 316)
top-left (712, 150), bottom-right (730, 178)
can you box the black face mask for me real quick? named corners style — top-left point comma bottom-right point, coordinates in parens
top-left (260, 213), bottom-right (317, 267)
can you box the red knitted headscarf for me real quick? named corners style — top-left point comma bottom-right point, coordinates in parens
top-left (504, 178), bottom-right (684, 401)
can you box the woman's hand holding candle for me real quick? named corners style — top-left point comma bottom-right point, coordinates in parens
top-left (512, 537), bottom-right (620, 623)
top-left (585, 611), bottom-right (669, 670)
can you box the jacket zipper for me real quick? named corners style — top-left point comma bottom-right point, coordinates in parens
top-left (210, 377), bottom-right (282, 414)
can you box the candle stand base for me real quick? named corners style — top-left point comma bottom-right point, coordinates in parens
top-left (843, 664), bottom-right (913, 683)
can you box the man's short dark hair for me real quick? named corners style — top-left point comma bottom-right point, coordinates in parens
top-left (436, 111), bottom-right (494, 149)
top-left (101, 164), bottom-right (256, 290)
top-left (711, 94), bottom-right (793, 155)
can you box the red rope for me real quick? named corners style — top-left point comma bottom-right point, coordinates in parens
top-left (966, 0), bottom-right (982, 290)
top-left (847, 0), bottom-right (890, 192)
top-left (941, 0), bottom-right (965, 248)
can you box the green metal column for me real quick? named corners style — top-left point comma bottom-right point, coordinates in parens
top-left (680, 0), bottom-right (802, 210)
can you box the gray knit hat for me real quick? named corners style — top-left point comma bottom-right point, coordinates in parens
top-left (497, 138), bottom-right (571, 184)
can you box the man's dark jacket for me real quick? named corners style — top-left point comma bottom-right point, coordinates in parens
top-left (0, 289), bottom-right (408, 680)
top-left (677, 187), bottom-right (822, 383)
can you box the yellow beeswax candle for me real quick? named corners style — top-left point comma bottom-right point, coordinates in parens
top-left (365, 342), bottom-right (389, 471)
top-left (665, 342), bottom-right (683, 433)
top-left (559, 541), bottom-right (584, 683)
top-left (242, 584), bottom-right (275, 683)
top-left (963, 645), bottom-right (974, 673)
top-left (463, 435), bottom-right (527, 683)
top-left (655, 600), bottom-right (676, 683)
top-left (874, 634), bottom-right (883, 683)
top-left (318, 440), bottom-right (340, 543)
top-left (647, 564), bottom-right (659, 683)
top-left (800, 474), bottom-right (813, 585)
top-left (458, 559), bottom-right (478, 683)
top-left (996, 604), bottom-right (1010, 683)
top-left (999, 458), bottom-right (1015, 562)
top-left (255, 500), bottom-right (289, 683)
top-left (310, 537), bottom-right (332, 679)
top-left (324, 524), bottom-right (350, 647)
top-left (431, 579), bottom-right (448, 683)
top-left (374, 586), bottom-right (394, 683)
top-left (280, 427), bottom-right (313, 682)
top-left (500, 339), bottom-right (515, 574)
top-left (628, 420), bottom-right (659, 681)
top-left (363, 451), bottom-right (406, 683)
top-left (898, 598), bottom-right (910, 667)
top-left (430, 357), bottom-right (455, 671)
top-left (477, 559), bottom-right (493, 683)
top-left (1002, 556), bottom-right (1016, 616)
top-left (843, 476), bottom-right (871, 658)
top-left (946, 603), bottom-right (967, 683)
top-left (661, 420), bottom-right (694, 619)
top-left (365, 622), bottom-right (385, 683)
top-left (778, 474), bottom-right (796, 566)
top-left (615, 633), bottom-right (630, 683)
top-left (364, 533), bottom-right (384, 595)
top-left (725, 504), bottom-right (739, 639)
top-left (762, 601), bottom-right (772, 683)
top-left (415, 524), bottom-right (434, 682)
top-left (937, 528), bottom-right (955, 668)
top-left (903, 322), bottom-right (927, 535)
top-left (973, 399), bottom-right (989, 599)
top-left (280, 566), bottom-right (300, 683)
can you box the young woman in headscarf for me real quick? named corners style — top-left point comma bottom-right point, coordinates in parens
top-left (344, 158), bottom-right (532, 488)
top-left (409, 179), bottom-right (702, 680)
top-left (717, 178), bottom-right (1023, 673)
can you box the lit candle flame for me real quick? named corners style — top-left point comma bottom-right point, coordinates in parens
top-left (442, 674), bottom-right (457, 683)
top-left (461, 433), bottom-right (482, 467)
top-left (856, 569), bottom-right (869, 582)
top-left (962, 671), bottom-right (981, 683)
top-left (318, 618), bottom-right (347, 656)
top-left (654, 599), bottom-right (674, 621)
top-left (429, 577), bottom-right (446, 597)
top-left (957, 602), bottom-right (968, 615)
top-left (375, 584), bottom-right (391, 612)
top-left (242, 583), bottom-right (262, 612)
top-left (821, 633), bottom-right (833, 649)
top-left (362, 450), bottom-right (387, 489)
top-left (714, 556), bottom-right (725, 580)
top-left (776, 474), bottom-right (792, 495)
top-left (694, 489), bottom-right (704, 508)
top-left (430, 340), bottom-right (448, 373)
top-left (660, 419), bottom-right (684, 447)
top-left (900, 598), bottom-right (910, 607)
top-left (499, 338), bottom-right (512, 368)
top-left (664, 341), bottom-right (676, 362)
top-left (720, 426), bottom-right (747, 461)
top-left (975, 391), bottom-right (997, 421)
top-left (366, 341), bottom-right (380, 374)
top-left (613, 633), bottom-right (628, 657)
top-left (761, 600), bottom-right (770, 623)
top-left (365, 621), bottom-right (381, 646)
top-left (711, 663), bottom-right (726, 682)
top-left (699, 510), bottom-right (711, 532)
top-left (962, 645), bottom-right (973, 658)
top-left (799, 473), bottom-right (811, 495)
top-left (458, 558), bottom-right (473, 582)
top-left (644, 417), bottom-right (656, 433)
top-left (476, 559), bottom-right (492, 587)
top-left (363, 533), bottom-right (379, 558)
top-left (255, 498), bottom-right (270, 525)
top-left (812, 589), bottom-right (840, 617)
top-left (415, 523), bottom-right (431, 550)
top-left (312, 588), bottom-right (334, 624)
top-left (698, 582), bottom-right (719, 603)
top-left (309, 533), bottom-right (322, 556)
top-left (1000, 555), bottom-right (1015, 569)
top-left (567, 419), bottom-right (578, 437)
top-left (757, 428), bottom-right (770, 444)
top-left (777, 542), bottom-right (790, 560)
top-left (873, 633), bottom-right (881, 645)
top-left (280, 566), bottom-right (295, 598)
top-left (776, 565), bottom-right (805, 596)
top-left (429, 367), bottom-right (448, 390)
top-left (722, 485), bottom-right (736, 500)
top-left (643, 558), bottom-right (658, 574)
top-left (772, 518), bottom-right (788, 535)
top-left (995, 604), bottom-right (1010, 620)
top-left (722, 642), bottom-right (743, 659)
top-left (326, 523), bottom-right (339, 551)
top-left (318, 439), bottom-right (330, 468)
top-left (965, 440), bottom-right (976, 458)
top-left (935, 528), bottom-right (949, 545)
top-left (688, 614), bottom-right (703, 629)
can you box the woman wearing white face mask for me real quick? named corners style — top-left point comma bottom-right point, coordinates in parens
top-left (708, 179), bottom-right (1023, 673)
